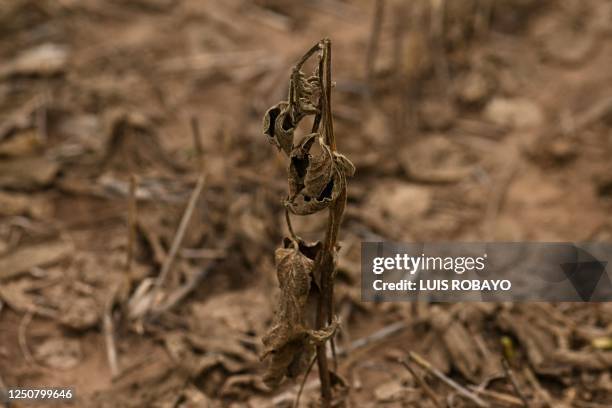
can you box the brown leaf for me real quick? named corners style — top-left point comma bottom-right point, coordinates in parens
top-left (292, 71), bottom-right (320, 115)
top-left (297, 134), bottom-right (334, 197)
top-left (0, 156), bottom-right (59, 189)
top-left (334, 152), bottom-right (356, 178)
top-left (286, 134), bottom-right (350, 215)
top-left (263, 101), bottom-right (294, 155)
top-left (263, 70), bottom-right (321, 156)
top-left (0, 241), bottom-right (72, 281)
top-left (261, 237), bottom-right (321, 388)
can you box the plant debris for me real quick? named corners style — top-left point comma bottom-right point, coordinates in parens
top-left (260, 39), bottom-right (354, 406)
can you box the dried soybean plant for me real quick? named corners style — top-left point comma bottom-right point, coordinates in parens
top-left (261, 39), bottom-right (355, 406)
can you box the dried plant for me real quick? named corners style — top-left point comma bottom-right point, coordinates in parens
top-left (261, 39), bottom-right (355, 406)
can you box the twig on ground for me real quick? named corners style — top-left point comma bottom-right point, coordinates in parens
top-left (502, 358), bottom-right (530, 407)
top-left (126, 174), bottom-right (137, 273)
top-left (523, 367), bottom-right (554, 408)
top-left (0, 372), bottom-right (6, 408)
top-left (152, 265), bottom-right (212, 316)
top-left (36, 98), bottom-right (48, 144)
top-left (365, 0), bottom-right (385, 86)
top-left (572, 401), bottom-right (612, 408)
top-left (294, 356), bottom-right (317, 408)
top-left (111, 355), bottom-right (155, 384)
top-left (154, 173), bottom-right (206, 290)
top-left (484, 160), bottom-right (518, 240)
top-left (391, 1), bottom-right (406, 77)
top-left (246, 3), bottom-right (292, 31)
top-left (273, 378), bottom-right (319, 407)
top-left (158, 50), bottom-right (271, 74)
top-left (335, 321), bottom-right (408, 357)
top-left (429, 0), bottom-right (450, 96)
top-left (18, 312), bottom-right (36, 366)
top-left (408, 351), bottom-right (490, 407)
top-left (474, 0), bottom-right (493, 37)
top-left (190, 116), bottom-right (204, 171)
top-left (308, 0), bottom-right (362, 20)
top-left (565, 96), bottom-right (612, 134)
top-left (399, 358), bottom-right (443, 408)
top-left (104, 291), bottom-right (120, 378)
top-left (468, 387), bottom-right (526, 407)
top-left (179, 248), bottom-right (226, 260)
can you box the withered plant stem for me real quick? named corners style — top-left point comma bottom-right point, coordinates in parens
top-left (296, 42), bottom-right (323, 72)
top-left (313, 38), bottom-right (345, 407)
top-left (502, 358), bottom-right (530, 407)
top-left (365, 0), bottom-right (385, 85)
top-left (104, 290), bottom-right (120, 378)
top-left (265, 39), bottom-right (352, 407)
top-left (408, 351), bottom-right (490, 407)
top-left (18, 311), bottom-right (36, 366)
top-left (400, 359), bottom-right (443, 408)
top-left (294, 356), bottom-right (317, 408)
top-left (285, 208), bottom-right (297, 241)
top-left (126, 174), bottom-right (137, 273)
top-left (315, 264), bottom-right (332, 405)
top-left (322, 39), bottom-right (335, 152)
top-left (155, 172), bottom-right (206, 290)
top-left (190, 116), bottom-right (205, 171)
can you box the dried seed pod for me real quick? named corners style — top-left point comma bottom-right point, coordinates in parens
top-left (286, 134), bottom-right (354, 215)
top-left (262, 237), bottom-right (322, 388)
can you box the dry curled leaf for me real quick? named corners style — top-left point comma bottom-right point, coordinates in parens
top-left (263, 101), bottom-right (294, 155)
top-left (261, 237), bottom-right (322, 388)
top-left (291, 70), bottom-right (320, 116)
top-left (286, 134), bottom-right (354, 215)
top-left (263, 65), bottom-right (321, 156)
top-left (261, 40), bottom-right (353, 401)
top-left (333, 151), bottom-right (356, 178)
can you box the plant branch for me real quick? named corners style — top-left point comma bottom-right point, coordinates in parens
top-left (408, 351), bottom-right (490, 408)
top-left (502, 357), bottom-right (530, 407)
top-left (399, 358), bottom-right (443, 408)
top-left (155, 172), bottom-right (206, 290)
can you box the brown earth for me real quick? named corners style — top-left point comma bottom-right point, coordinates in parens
top-left (1, 0), bottom-right (612, 407)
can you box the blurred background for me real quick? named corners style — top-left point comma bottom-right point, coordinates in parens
top-left (1, 0), bottom-right (612, 406)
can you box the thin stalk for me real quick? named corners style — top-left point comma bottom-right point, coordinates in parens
top-left (285, 207), bottom-right (297, 241)
top-left (322, 39), bottom-right (335, 152)
top-left (155, 173), bottom-right (206, 290)
top-left (126, 174), bottom-right (137, 273)
top-left (366, 0), bottom-right (385, 85)
top-left (313, 39), bottom-right (346, 407)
